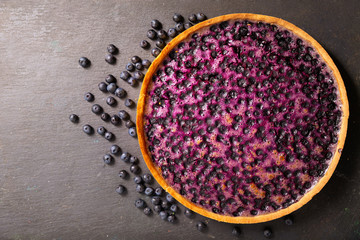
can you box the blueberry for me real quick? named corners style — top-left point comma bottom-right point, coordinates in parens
top-left (83, 124), bottom-right (94, 135)
top-left (188, 14), bottom-right (197, 23)
top-left (140, 40), bottom-right (150, 49)
top-left (120, 152), bottom-right (131, 162)
top-left (155, 187), bottom-right (164, 196)
top-left (135, 199), bottom-right (146, 209)
top-left (106, 96), bottom-right (117, 106)
top-left (264, 228), bottom-right (272, 238)
top-left (118, 170), bottom-right (128, 179)
top-left (151, 48), bottom-right (161, 57)
top-left (184, 208), bottom-right (193, 218)
top-left (147, 29), bottom-right (157, 40)
top-left (125, 99), bottom-right (135, 108)
top-left (91, 104), bottom-right (103, 114)
top-left (184, 22), bottom-right (193, 29)
top-left (135, 62), bottom-right (143, 70)
top-left (143, 174), bottom-right (153, 184)
top-left (153, 205), bottom-right (162, 213)
top-left (118, 110), bottom-right (130, 120)
top-left (105, 54), bottom-right (116, 64)
top-left (127, 77), bottom-right (138, 87)
top-left (136, 184), bottom-right (146, 193)
top-left (116, 185), bottom-right (126, 194)
top-left (100, 113), bottom-right (110, 121)
top-left (134, 176), bottom-right (143, 184)
top-left (232, 226), bottom-right (241, 237)
top-left (105, 74), bottom-right (116, 83)
top-left (151, 19), bottom-right (162, 30)
top-left (173, 13), bottom-right (184, 23)
top-left (130, 164), bottom-right (140, 174)
top-left (175, 23), bottom-right (185, 33)
top-left (168, 28), bottom-right (177, 38)
top-left (284, 215), bottom-right (294, 225)
top-left (134, 71), bottom-right (144, 81)
top-left (196, 222), bottom-right (207, 232)
top-left (145, 187), bottom-right (154, 196)
top-left (103, 154), bottom-right (114, 164)
top-left (84, 92), bottom-right (94, 102)
top-left (167, 215), bottom-right (176, 223)
top-left (157, 30), bottom-right (168, 40)
top-left (110, 145), bottom-right (121, 155)
top-left (170, 204), bottom-right (178, 213)
top-left (115, 88), bottom-right (127, 98)
top-left (107, 44), bottom-right (118, 54)
top-left (129, 127), bottom-right (137, 137)
top-left (104, 131), bottom-right (114, 141)
top-left (110, 115), bottom-right (121, 125)
top-left (131, 56), bottom-right (141, 64)
top-left (79, 57), bottom-right (91, 68)
top-left (120, 71), bottom-right (130, 80)
top-left (159, 211), bottom-right (168, 220)
top-left (107, 83), bottom-right (117, 93)
top-left (143, 207), bottom-right (152, 216)
top-left (142, 59), bottom-right (151, 68)
top-left (156, 39), bottom-right (166, 49)
top-left (166, 193), bottom-right (175, 203)
top-left (126, 63), bottom-right (135, 72)
top-left (151, 196), bottom-right (161, 205)
top-left (130, 156), bottom-right (139, 164)
top-left (97, 126), bottom-right (106, 136)
top-left (69, 114), bottom-right (79, 123)
top-left (161, 200), bottom-right (170, 210)
top-left (98, 82), bottom-right (108, 92)
top-left (196, 13), bottom-right (206, 22)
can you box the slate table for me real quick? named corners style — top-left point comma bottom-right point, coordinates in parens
top-left (0, 1), bottom-right (359, 239)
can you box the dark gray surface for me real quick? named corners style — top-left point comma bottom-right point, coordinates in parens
top-left (0, 0), bottom-right (359, 239)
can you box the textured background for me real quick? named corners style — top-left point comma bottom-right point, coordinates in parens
top-left (0, 0), bottom-right (359, 239)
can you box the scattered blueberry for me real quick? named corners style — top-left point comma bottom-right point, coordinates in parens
top-left (188, 14), bottom-right (197, 23)
top-left (127, 77), bottom-right (138, 87)
top-left (284, 215), bottom-right (294, 225)
top-left (116, 185), bottom-right (126, 195)
top-left (120, 152), bottom-right (131, 162)
top-left (142, 59), bottom-right (151, 68)
top-left (100, 112), bottom-right (110, 121)
top-left (118, 170), bottom-right (128, 179)
top-left (103, 154), bottom-right (114, 165)
top-left (143, 207), bottom-right (152, 216)
top-left (161, 201), bottom-right (170, 210)
top-left (173, 13), bottom-right (184, 23)
top-left (184, 22), bottom-right (193, 29)
top-left (184, 208), bottom-right (193, 218)
top-left (166, 193), bottom-right (175, 203)
top-left (135, 199), bottom-right (146, 209)
top-left (151, 19), bottom-right (162, 30)
top-left (110, 145), bottom-right (121, 155)
top-left (167, 215), bottom-right (176, 223)
top-left (107, 83), bottom-right (117, 93)
top-left (156, 39), bottom-right (166, 49)
top-left (84, 92), bottom-right (94, 102)
top-left (91, 104), bottom-right (103, 115)
top-left (196, 13), bottom-right (206, 21)
top-left (128, 127), bottom-right (137, 137)
top-left (155, 187), bottom-right (164, 196)
top-left (130, 164), bottom-right (140, 174)
top-left (115, 88), bottom-right (127, 98)
top-left (232, 226), bottom-right (241, 237)
top-left (153, 205), bottom-right (162, 213)
top-left (97, 126), bottom-right (107, 136)
top-left (135, 62), bottom-right (143, 70)
top-left (140, 40), bottom-right (150, 49)
top-left (157, 30), bottom-right (168, 40)
top-left (264, 228), bottom-right (272, 238)
top-left (105, 74), bottom-right (116, 83)
top-left (104, 131), bottom-right (114, 141)
top-left (79, 57), bottom-right (90, 68)
top-left (145, 187), bottom-right (154, 196)
top-left (126, 63), bottom-right (135, 72)
top-left (118, 110), bottom-right (130, 120)
top-left (131, 56), bottom-right (141, 64)
top-left (159, 211), bottom-right (168, 220)
top-left (134, 176), bottom-right (143, 184)
top-left (151, 196), bottom-right (161, 205)
top-left (170, 204), bottom-right (178, 213)
top-left (133, 71), bottom-right (144, 81)
top-left (105, 54), bottom-right (116, 64)
top-left (175, 23), bottom-right (185, 33)
top-left (69, 114), bottom-right (79, 123)
top-left (196, 222), bottom-right (207, 232)
top-left (98, 82), bottom-right (108, 92)
top-left (120, 71), bottom-right (130, 80)
top-left (110, 115), bottom-right (121, 125)
top-left (125, 99), bottom-right (135, 108)
top-left (143, 174), bottom-right (153, 184)
top-left (107, 44), bottom-right (118, 55)
top-left (147, 29), bottom-right (157, 40)
top-left (129, 156), bottom-right (139, 164)
top-left (106, 96), bottom-right (117, 106)
top-left (125, 120), bottom-right (135, 129)
top-left (136, 184), bottom-right (146, 193)
top-left (151, 48), bottom-right (161, 57)
top-left (168, 28), bottom-right (177, 38)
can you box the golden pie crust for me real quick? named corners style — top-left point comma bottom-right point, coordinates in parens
top-left (136, 13), bottom-right (349, 224)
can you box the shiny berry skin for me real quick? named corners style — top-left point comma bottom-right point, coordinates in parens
top-left (184, 208), bottom-right (193, 218)
top-left (130, 164), bottom-right (140, 174)
top-left (196, 13), bottom-right (206, 21)
top-left (135, 62), bottom-right (143, 70)
top-left (134, 176), bottom-right (143, 184)
top-left (120, 71), bottom-right (130, 80)
top-left (118, 170), bottom-right (128, 179)
top-left (264, 228), bottom-right (272, 238)
top-left (140, 40), bottom-right (150, 49)
top-left (82, 124), bottom-right (94, 135)
top-left (143, 207), bottom-right (152, 216)
top-left (134, 71), bottom-right (144, 81)
top-left (145, 187), bottom-right (154, 196)
top-left (153, 205), bottom-right (162, 213)
top-left (131, 56), bottom-right (141, 64)
top-left (107, 44), bottom-right (118, 54)
top-left (104, 131), bottom-right (114, 141)
top-left (166, 193), bottom-right (175, 203)
top-left (156, 39), bottom-right (166, 49)
top-left (110, 145), bottom-right (121, 155)
top-left (126, 63), bottom-right (135, 72)
top-left (136, 184), bottom-right (145, 193)
top-left (143, 174), bottom-right (153, 184)
top-left (91, 104), bottom-right (103, 114)
top-left (142, 59), bottom-right (151, 68)
top-left (155, 187), bottom-right (164, 196)
top-left (129, 156), bottom-right (139, 164)
top-left (84, 92), bottom-right (94, 102)
top-left (157, 30), bottom-right (168, 40)
top-left (116, 185), bottom-right (126, 195)
top-left (125, 99), bottom-right (135, 108)
top-left (170, 204), bottom-right (178, 213)
top-left (120, 152), bottom-right (131, 162)
top-left (106, 96), bottom-right (117, 106)
top-left (151, 19), bottom-right (162, 30)
top-left (128, 127), bottom-right (137, 137)
top-left (184, 22), bottom-right (193, 29)
top-left (105, 54), bottom-right (116, 64)
top-left (103, 154), bottom-right (114, 164)
top-left (161, 201), bottom-right (169, 210)
top-left (147, 29), bottom-right (157, 40)
top-left (151, 196), bottom-right (161, 205)
top-left (151, 48), bottom-right (161, 57)
top-left (134, 199), bottom-right (146, 209)
top-left (100, 112), bottom-right (110, 121)
top-left (175, 23), bottom-right (185, 33)
top-left (167, 215), bottom-right (176, 223)
top-left (107, 83), bottom-right (117, 93)
top-left (97, 126), bottom-right (106, 136)
top-left (173, 13), bottom-right (184, 23)
top-left (79, 57), bottom-right (90, 68)
top-left (125, 120), bottom-right (135, 129)
top-left (110, 115), bottom-right (121, 125)
top-left (196, 222), bottom-right (207, 232)
top-left (168, 28), bottom-right (177, 38)
top-left (118, 110), bottom-right (130, 120)
top-left (127, 77), bottom-right (137, 87)
top-left (105, 74), bottom-right (116, 83)
top-left (232, 226), bottom-right (241, 237)
top-left (115, 88), bottom-right (126, 98)
top-left (188, 14), bottom-right (197, 23)
top-left (98, 82), bottom-right (108, 92)
top-left (69, 114), bottom-right (79, 123)
top-left (159, 211), bottom-right (168, 220)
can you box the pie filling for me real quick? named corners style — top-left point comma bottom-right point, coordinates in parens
top-left (143, 20), bottom-right (342, 216)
